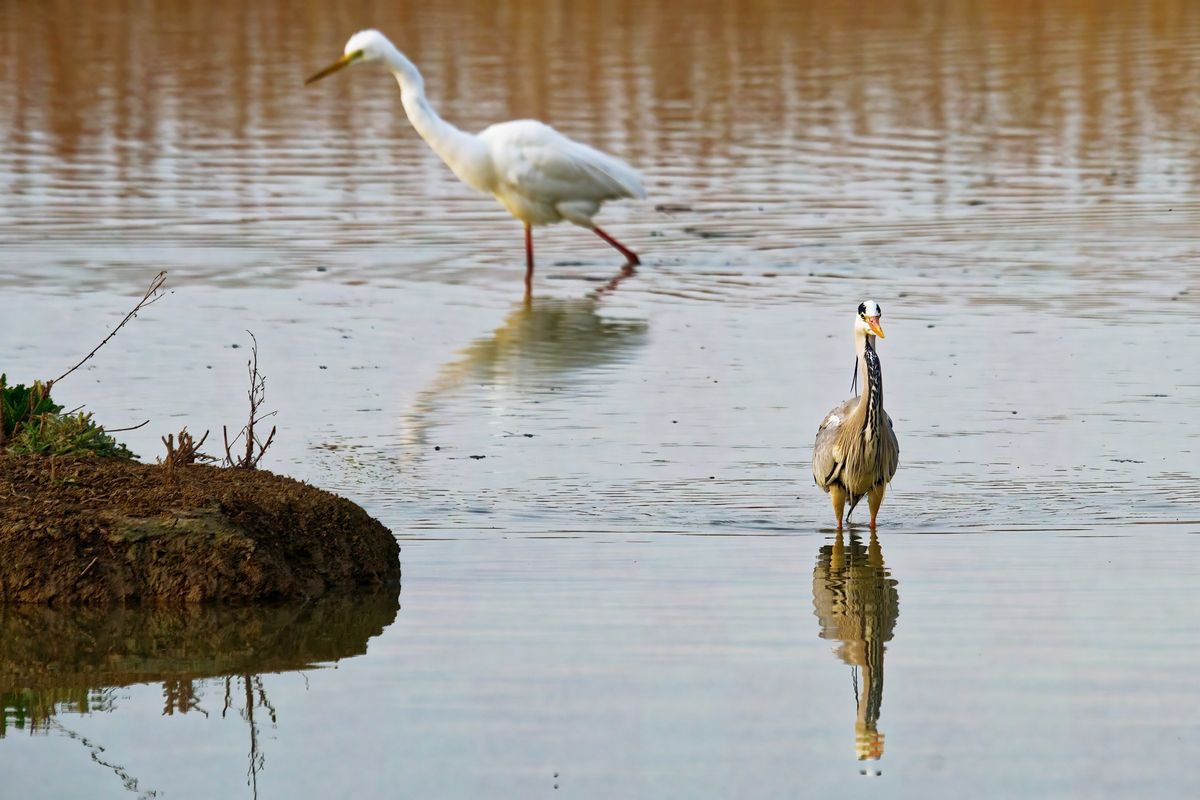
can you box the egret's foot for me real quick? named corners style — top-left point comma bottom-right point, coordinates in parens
top-left (593, 263), bottom-right (638, 298)
top-left (593, 225), bottom-right (640, 266)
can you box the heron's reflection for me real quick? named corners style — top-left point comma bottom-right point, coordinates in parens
top-left (1, 593), bottom-right (398, 796)
top-left (401, 292), bottom-right (648, 448)
top-left (812, 532), bottom-right (899, 774)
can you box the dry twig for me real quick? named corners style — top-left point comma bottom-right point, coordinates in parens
top-left (159, 428), bottom-right (214, 472)
top-left (106, 419), bottom-right (150, 434)
top-left (223, 332), bottom-right (277, 469)
top-left (50, 270), bottom-right (168, 390)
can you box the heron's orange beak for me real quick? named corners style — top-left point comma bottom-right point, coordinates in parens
top-left (305, 51), bottom-right (362, 85)
top-left (866, 316), bottom-right (885, 338)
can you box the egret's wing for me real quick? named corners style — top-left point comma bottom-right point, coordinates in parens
top-left (483, 120), bottom-right (645, 202)
top-left (812, 397), bottom-right (856, 488)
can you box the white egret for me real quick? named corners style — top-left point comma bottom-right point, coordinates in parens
top-left (306, 30), bottom-right (646, 295)
top-left (811, 301), bottom-right (900, 530)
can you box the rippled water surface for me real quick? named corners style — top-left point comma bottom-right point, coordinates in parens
top-left (2, 1), bottom-right (1199, 797)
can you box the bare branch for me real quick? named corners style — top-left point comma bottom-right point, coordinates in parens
top-left (105, 419), bottom-right (150, 434)
top-left (160, 428), bottom-right (214, 474)
top-left (50, 271), bottom-right (167, 388)
top-left (223, 332), bottom-right (278, 469)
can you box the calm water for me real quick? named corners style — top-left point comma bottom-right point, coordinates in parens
top-left (2, 0), bottom-right (1199, 797)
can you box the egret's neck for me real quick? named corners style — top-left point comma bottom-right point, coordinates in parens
top-left (382, 45), bottom-right (492, 192)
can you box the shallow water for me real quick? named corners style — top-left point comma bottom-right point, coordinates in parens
top-left (2, 0), bottom-right (1199, 797)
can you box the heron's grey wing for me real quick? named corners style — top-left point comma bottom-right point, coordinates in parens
top-left (881, 410), bottom-right (899, 482)
top-left (812, 397), bottom-right (857, 489)
top-left (484, 120), bottom-right (645, 203)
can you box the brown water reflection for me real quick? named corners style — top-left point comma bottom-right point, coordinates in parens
top-left (4, 0), bottom-right (1200, 288)
top-left (0, 593), bottom-right (397, 737)
top-left (1, 594), bottom-right (396, 796)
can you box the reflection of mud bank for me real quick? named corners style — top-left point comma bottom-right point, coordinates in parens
top-left (1, 592), bottom-right (398, 746)
top-left (0, 592), bottom-right (398, 691)
top-left (0, 455), bottom-right (400, 603)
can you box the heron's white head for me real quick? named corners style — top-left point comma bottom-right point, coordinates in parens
top-left (305, 29), bottom-right (396, 85)
top-left (855, 300), bottom-right (885, 339)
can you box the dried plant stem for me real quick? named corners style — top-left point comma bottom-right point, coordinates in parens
top-left (50, 271), bottom-right (167, 390)
top-left (160, 428), bottom-right (213, 472)
top-left (223, 332), bottom-right (278, 469)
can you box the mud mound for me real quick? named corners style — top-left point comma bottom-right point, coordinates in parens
top-left (0, 455), bottom-right (400, 604)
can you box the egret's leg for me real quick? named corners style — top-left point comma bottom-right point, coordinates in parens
top-left (592, 226), bottom-right (640, 266)
top-left (524, 223), bottom-right (534, 296)
top-left (830, 485), bottom-right (847, 531)
top-left (868, 485), bottom-right (886, 530)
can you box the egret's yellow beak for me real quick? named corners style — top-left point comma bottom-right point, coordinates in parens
top-left (305, 50), bottom-right (362, 85)
top-left (866, 316), bottom-right (885, 338)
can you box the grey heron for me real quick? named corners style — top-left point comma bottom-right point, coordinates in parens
top-left (811, 301), bottom-right (900, 530)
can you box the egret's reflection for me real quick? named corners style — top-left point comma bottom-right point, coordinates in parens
top-left (400, 292), bottom-right (648, 448)
top-left (1, 593), bottom-right (398, 797)
top-left (812, 532), bottom-right (899, 774)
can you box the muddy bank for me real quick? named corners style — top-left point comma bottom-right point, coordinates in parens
top-left (0, 455), bottom-right (400, 603)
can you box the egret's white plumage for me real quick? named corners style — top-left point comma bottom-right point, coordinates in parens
top-left (306, 30), bottom-right (646, 294)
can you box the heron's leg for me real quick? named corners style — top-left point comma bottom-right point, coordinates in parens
top-left (592, 226), bottom-right (641, 266)
top-left (868, 485), bottom-right (886, 530)
top-left (524, 223), bottom-right (534, 296)
top-left (830, 485), bottom-right (847, 531)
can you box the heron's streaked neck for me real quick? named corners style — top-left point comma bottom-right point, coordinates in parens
top-left (856, 333), bottom-right (883, 413)
top-left (381, 45), bottom-right (492, 192)
top-left (854, 331), bottom-right (873, 392)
